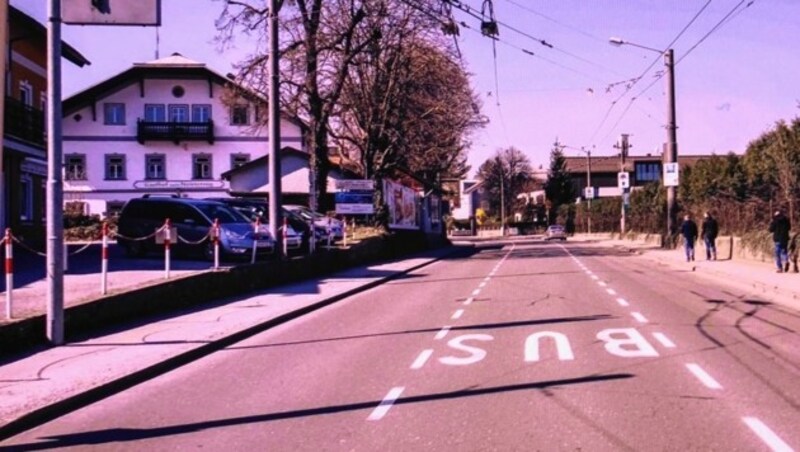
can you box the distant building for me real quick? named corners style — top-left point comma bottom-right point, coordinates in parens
top-left (61, 53), bottom-right (305, 217)
top-left (450, 179), bottom-right (486, 221)
top-left (2, 5), bottom-right (89, 239)
top-left (563, 153), bottom-right (711, 199)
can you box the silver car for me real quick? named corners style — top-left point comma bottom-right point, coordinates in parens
top-left (545, 225), bottom-right (567, 241)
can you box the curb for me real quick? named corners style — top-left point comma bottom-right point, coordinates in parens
top-left (0, 247), bottom-right (465, 441)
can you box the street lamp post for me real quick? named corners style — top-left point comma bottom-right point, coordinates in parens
top-left (609, 37), bottom-right (678, 237)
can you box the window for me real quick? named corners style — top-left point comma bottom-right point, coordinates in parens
top-left (19, 175), bottom-right (32, 222)
top-left (192, 104), bottom-right (212, 122)
top-left (104, 103), bottom-right (126, 125)
top-left (105, 154), bottom-right (126, 180)
top-left (230, 153), bottom-right (250, 170)
top-left (144, 104), bottom-right (166, 122)
top-left (635, 162), bottom-right (661, 182)
top-left (231, 105), bottom-right (249, 125)
top-left (169, 104), bottom-right (189, 122)
top-left (106, 201), bottom-right (126, 218)
top-left (64, 154), bottom-right (87, 180)
top-left (192, 154), bottom-right (213, 180)
top-left (19, 81), bottom-right (33, 106)
top-left (145, 154), bottom-right (166, 180)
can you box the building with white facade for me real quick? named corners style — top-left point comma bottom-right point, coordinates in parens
top-left (61, 53), bottom-right (305, 216)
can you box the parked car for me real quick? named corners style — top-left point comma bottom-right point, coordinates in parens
top-left (116, 196), bottom-right (275, 260)
top-left (284, 204), bottom-right (344, 242)
top-left (544, 224), bottom-right (567, 241)
top-left (205, 198), bottom-right (306, 253)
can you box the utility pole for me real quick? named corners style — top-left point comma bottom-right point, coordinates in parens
top-left (665, 49), bottom-right (678, 237)
top-left (617, 134), bottom-right (630, 235)
top-left (46, 0), bottom-right (65, 344)
top-left (0, 0), bottom-right (7, 233)
top-left (499, 166), bottom-right (505, 236)
top-left (267, 0), bottom-right (282, 254)
top-left (584, 147), bottom-right (591, 235)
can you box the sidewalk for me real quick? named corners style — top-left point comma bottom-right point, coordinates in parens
top-left (0, 249), bottom-right (452, 439)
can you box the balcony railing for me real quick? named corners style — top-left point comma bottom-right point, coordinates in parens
top-left (4, 96), bottom-right (45, 146)
top-left (136, 119), bottom-right (215, 144)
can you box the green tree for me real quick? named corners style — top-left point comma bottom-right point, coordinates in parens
top-left (544, 145), bottom-right (574, 224)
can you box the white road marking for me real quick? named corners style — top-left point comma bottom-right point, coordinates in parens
top-left (631, 312), bottom-right (648, 323)
top-left (411, 349), bottom-right (434, 369)
top-left (616, 298), bottom-right (630, 307)
top-left (598, 281), bottom-right (607, 287)
top-left (471, 289), bottom-right (481, 296)
top-left (686, 363), bottom-right (723, 389)
top-left (452, 309), bottom-right (464, 320)
top-left (434, 326), bottom-right (451, 340)
top-left (742, 417), bottom-right (794, 452)
top-left (463, 297), bottom-right (474, 305)
top-left (606, 288), bottom-right (617, 296)
top-left (479, 281), bottom-right (487, 288)
top-left (652, 332), bottom-right (676, 348)
top-left (591, 275), bottom-right (599, 280)
top-left (367, 387), bottom-right (405, 421)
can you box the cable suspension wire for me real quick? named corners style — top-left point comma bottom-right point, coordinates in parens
top-left (502, 0), bottom-right (605, 43)
top-left (588, 0), bottom-right (712, 144)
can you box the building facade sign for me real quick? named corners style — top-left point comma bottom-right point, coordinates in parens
top-left (132, 180), bottom-right (226, 190)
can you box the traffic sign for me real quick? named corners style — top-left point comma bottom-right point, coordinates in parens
top-left (617, 172), bottom-right (630, 189)
top-left (584, 186), bottom-right (595, 200)
top-left (663, 163), bottom-right (680, 187)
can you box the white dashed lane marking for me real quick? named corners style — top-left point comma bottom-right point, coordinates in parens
top-left (686, 363), bottom-right (723, 390)
top-left (471, 289), bottom-right (481, 296)
top-left (591, 275), bottom-right (599, 280)
top-left (742, 417), bottom-right (794, 452)
top-left (463, 297), bottom-right (474, 306)
top-left (452, 309), bottom-right (464, 320)
top-left (606, 288), bottom-right (617, 296)
top-left (367, 387), bottom-right (405, 421)
top-left (616, 298), bottom-right (630, 307)
top-left (598, 281), bottom-right (607, 287)
top-left (410, 349), bottom-right (434, 370)
top-left (652, 332), bottom-right (676, 348)
top-left (631, 312), bottom-right (648, 323)
top-left (434, 326), bottom-right (450, 340)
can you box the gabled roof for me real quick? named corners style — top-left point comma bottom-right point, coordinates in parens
top-left (220, 147), bottom-right (357, 180)
top-left (9, 6), bottom-right (90, 67)
top-left (564, 154), bottom-right (717, 174)
top-left (62, 53), bottom-right (305, 130)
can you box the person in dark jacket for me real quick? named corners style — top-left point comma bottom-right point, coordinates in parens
top-left (680, 214), bottom-right (699, 262)
top-left (769, 210), bottom-right (791, 273)
top-left (701, 211), bottom-right (719, 260)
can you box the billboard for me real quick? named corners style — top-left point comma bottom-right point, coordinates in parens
top-left (384, 179), bottom-right (419, 230)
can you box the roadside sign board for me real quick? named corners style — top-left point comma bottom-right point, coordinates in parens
top-left (584, 186), bottom-right (595, 200)
top-left (663, 163), bottom-right (680, 187)
top-left (62, 0), bottom-right (162, 26)
top-left (335, 179), bottom-right (375, 191)
top-left (334, 191), bottom-right (374, 215)
top-left (617, 172), bottom-right (630, 189)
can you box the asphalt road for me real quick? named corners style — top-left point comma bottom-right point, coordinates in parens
top-left (3, 241), bottom-right (799, 451)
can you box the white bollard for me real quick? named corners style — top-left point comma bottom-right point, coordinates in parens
top-left (101, 222), bottom-right (108, 295)
top-left (282, 217), bottom-right (288, 259)
top-left (63, 240), bottom-right (68, 272)
top-left (251, 218), bottom-right (260, 264)
top-left (5, 229), bottom-right (13, 320)
top-left (213, 219), bottom-right (220, 271)
top-left (164, 219), bottom-right (172, 279)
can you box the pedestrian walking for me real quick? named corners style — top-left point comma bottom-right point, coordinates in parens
top-left (680, 214), bottom-right (698, 262)
top-left (768, 210), bottom-right (791, 273)
top-left (701, 211), bottom-right (719, 260)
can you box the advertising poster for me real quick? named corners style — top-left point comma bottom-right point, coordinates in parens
top-left (384, 179), bottom-right (419, 230)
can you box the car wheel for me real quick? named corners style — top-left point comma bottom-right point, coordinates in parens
top-left (124, 240), bottom-right (145, 258)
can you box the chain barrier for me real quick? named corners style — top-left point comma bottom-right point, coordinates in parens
top-left (111, 223), bottom-right (168, 242)
top-left (67, 242), bottom-right (94, 256)
top-left (10, 234), bottom-right (47, 257)
top-left (177, 233), bottom-right (211, 245)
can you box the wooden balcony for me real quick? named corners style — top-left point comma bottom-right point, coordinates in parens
top-left (3, 96), bottom-right (45, 146)
top-left (136, 119), bottom-right (215, 144)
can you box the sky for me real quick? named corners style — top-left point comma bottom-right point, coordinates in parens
top-left (14, 0), bottom-right (800, 175)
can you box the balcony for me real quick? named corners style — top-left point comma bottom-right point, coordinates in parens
top-left (136, 119), bottom-right (214, 144)
top-left (3, 96), bottom-right (45, 146)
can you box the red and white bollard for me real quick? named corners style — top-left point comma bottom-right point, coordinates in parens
top-left (308, 218), bottom-right (316, 254)
top-left (4, 229), bottom-right (12, 320)
top-left (164, 218), bottom-right (172, 279)
top-left (251, 217), bottom-right (260, 264)
top-left (101, 221), bottom-right (109, 295)
top-left (212, 219), bottom-right (220, 270)
top-left (342, 218), bottom-right (347, 248)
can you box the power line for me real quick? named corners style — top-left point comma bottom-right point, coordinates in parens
top-left (501, 0), bottom-right (606, 43)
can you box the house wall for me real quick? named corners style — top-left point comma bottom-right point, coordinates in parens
top-left (62, 71), bottom-right (304, 216)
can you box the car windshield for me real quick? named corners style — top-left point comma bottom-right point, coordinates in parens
top-left (195, 204), bottom-right (250, 224)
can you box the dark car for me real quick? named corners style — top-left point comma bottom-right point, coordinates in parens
top-left (116, 196), bottom-right (275, 260)
top-left (205, 198), bottom-right (310, 253)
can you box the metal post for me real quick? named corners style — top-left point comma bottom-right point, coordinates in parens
top-left (585, 148), bottom-right (591, 235)
top-left (164, 218), bottom-right (171, 279)
top-left (46, 0), bottom-right (65, 345)
top-left (619, 134), bottom-right (629, 236)
top-left (101, 222), bottom-right (108, 295)
top-left (0, 0), bottom-right (7, 233)
top-left (267, 0), bottom-right (282, 256)
top-left (251, 217), bottom-right (259, 264)
top-left (500, 176), bottom-right (505, 236)
top-left (213, 219), bottom-right (220, 270)
top-left (665, 49), bottom-right (678, 237)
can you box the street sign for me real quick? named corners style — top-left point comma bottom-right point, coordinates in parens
top-left (335, 179), bottom-right (375, 191)
top-left (663, 163), bottom-right (680, 187)
top-left (334, 191), bottom-right (374, 215)
top-left (62, 0), bottom-right (162, 26)
top-left (584, 186), bottom-right (595, 200)
top-left (617, 172), bottom-right (630, 189)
